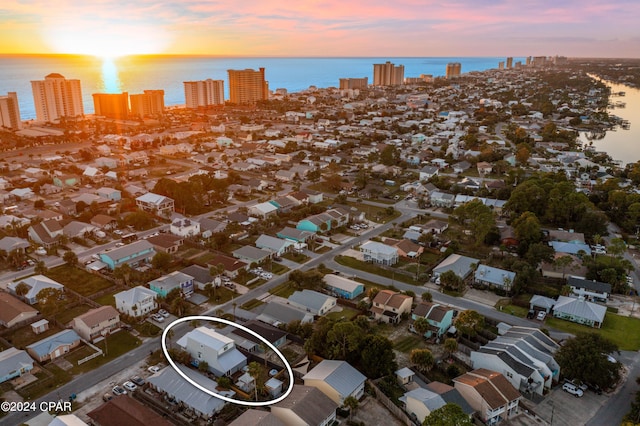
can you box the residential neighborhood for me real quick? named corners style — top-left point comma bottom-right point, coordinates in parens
top-left (0, 57), bottom-right (640, 426)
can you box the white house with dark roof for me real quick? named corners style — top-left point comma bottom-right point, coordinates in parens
top-left (567, 276), bottom-right (611, 303)
top-left (453, 369), bottom-right (521, 424)
top-left (114, 285), bottom-right (158, 317)
top-left (28, 219), bottom-right (63, 248)
top-left (8, 275), bottom-right (64, 305)
top-left (170, 218), bottom-right (200, 237)
top-left (288, 290), bottom-right (336, 316)
top-left (176, 327), bottom-right (247, 377)
top-left (302, 360), bottom-right (366, 406)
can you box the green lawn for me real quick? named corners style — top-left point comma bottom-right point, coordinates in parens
top-left (268, 282), bottom-right (297, 298)
top-left (55, 304), bottom-right (93, 325)
top-left (206, 287), bottom-right (238, 304)
top-left (69, 331), bottom-right (141, 374)
top-left (46, 265), bottom-right (113, 296)
top-left (282, 252), bottom-right (310, 263)
top-left (334, 256), bottom-right (421, 286)
top-left (17, 364), bottom-right (72, 400)
top-left (240, 299), bottom-right (265, 311)
top-left (393, 336), bottom-right (427, 353)
top-left (325, 306), bottom-right (362, 321)
top-left (133, 322), bottom-right (162, 337)
top-left (93, 292), bottom-right (117, 307)
top-left (545, 312), bottom-right (640, 350)
top-left (6, 323), bottom-right (64, 349)
top-left (193, 252), bottom-right (216, 265)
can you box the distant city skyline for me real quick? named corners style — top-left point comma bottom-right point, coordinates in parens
top-left (1, 1), bottom-right (638, 58)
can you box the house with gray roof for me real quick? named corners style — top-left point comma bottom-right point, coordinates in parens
top-left (474, 265), bottom-right (516, 291)
top-left (147, 366), bottom-right (234, 420)
top-left (429, 191), bottom-right (455, 208)
top-left (176, 327), bottom-right (247, 377)
top-left (552, 295), bottom-right (607, 328)
top-left (26, 329), bottom-right (81, 362)
top-left (0, 236), bottom-right (30, 253)
top-left (432, 253), bottom-right (479, 282)
top-left (135, 192), bottom-right (174, 218)
top-left (302, 360), bottom-right (366, 406)
top-left (529, 295), bottom-right (555, 313)
top-left (8, 274), bottom-right (64, 305)
top-left (114, 285), bottom-right (157, 317)
top-left (232, 246), bottom-right (272, 264)
top-left (276, 227), bottom-right (314, 243)
top-left (256, 301), bottom-right (314, 326)
top-left (360, 240), bottom-right (399, 265)
top-left (229, 409), bottom-right (285, 426)
top-left (567, 276), bottom-right (611, 303)
top-left (0, 347), bottom-right (34, 384)
top-left (271, 385), bottom-right (337, 426)
top-left (180, 264), bottom-right (214, 290)
top-left (149, 271), bottom-right (195, 298)
top-left (400, 383), bottom-right (473, 424)
top-left (287, 290), bottom-right (336, 316)
top-left (255, 234), bottom-right (293, 256)
top-left (323, 274), bottom-right (364, 300)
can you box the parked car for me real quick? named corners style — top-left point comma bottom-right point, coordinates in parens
top-left (158, 309), bottom-right (170, 318)
top-left (527, 310), bottom-right (536, 319)
top-left (112, 385), bottom-right (127, 396)
top-left (562, 382), bottom-right (584, 397)
top-left (536, 311), bottom-right (547, 321)
top-left (148, 365), bottom-right (160, 374)
top-left (152, 314), bottom-right (165, 323)
top-left (123, 381), bottom-right (137, 392)
top-left (131, 376), bottom-right (145, 386)
top-left (103, 393), bottom-right (113, 402)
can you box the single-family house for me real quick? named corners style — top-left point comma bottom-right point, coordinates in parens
top-left (99, 240), bottom-right (155, 271)
top-left (8, 275), bottom-right (64, 305)
top-left (255, 301), bottom-right (314, 326)
top-left (0, 293), bottom-right (38, 327)
top-left (296, 208), bottom-right (349, 233)
top-left (0, 236), bottom-right (30, 254)
top-left (432, 254), bottom-right (479, 282)
top-left (476, 162), bottom-right (493, 175)
top-left (453, 369), bottom-right (521, 425)
top-left (411, 302), bottom-right (455, 340)
top-left (95, 187), bottom-right (121, 201)
top-left (276, 227), bottom-right (314, 243)
top-left (147, 234), bottom-right (183, 254)
top-left (53, 174), bottom-right (79, 188)
top-left (232, 246), bottom-right (272, 264)
top-left (87, 394), bottom-right (174, 426)
top-left (26, 329), bottom-right (81, 362)
top-left (180, 265), bottom-right (214, 290)
top-left (453, 161), bottom-right (471, 174)
top-left (323, 274), bottom-right (364, 300)
top-left (114, 285), bottom-right (158, 317)
top-left (399, 383), bottom-right (474, 424)
top-left (135, 193), bottom-right (175, 218)
top-left (149, 271), bottom-right (195, 298)
top-left (229, 409), bottom-right (286, 426)
top-left (228, 320), bottom-right (287, 353)
top-left (474, 265), bottom-right (516, 292)
top-left (552, 295), bottom-right (607, 328)
top-left (529, 295), bottom-right (556, 314)
top-left (72, 306), bottom-right (120, 343)
top-left (302, 189), bottom-right (323, 204)
top-left (549, 241), bottom-right (591, 257)
top-left (90, 214), bottom-right (118, 230)
top-left (384, 238), bottom-right (423, 259)
top-left (271, 385), bottom-right (338, 426)
top-left (249, 202), bottom-right (279, 218)
top-left (63, 221), bottom-right (98, 239)
top-left (199, 218), bottom-right (227, 239)
top-left (423, 219), bottom-right (449, 234)
top-left (176, 326), bottom-right (247, 376)
top-left (288, 290), bottom-right (336, 316)
top-left (28, 219), bottom-right (63, 248)
top-left (208, 253), bottom-right (249, 279)
top-left (360, 240), bottom-right (399, 266)
top-left (147, 366), bottom-right (232, 420)
top-left (169, 218), bottom-right (200, 237)
top-left (429, 191), bottom-right (455, 208)
top-left (0, 348), bottom-right (34, 384)
top-left (419, 166), bottom-right (439, 181)
top-left (370, 290), bottom-right (413, 324)
top-left (255, 234), bottom-right (293, 256)
top-left (303, 360), bottom-right (366, 406)
top-left (567, 276), bottom-right (611, 303)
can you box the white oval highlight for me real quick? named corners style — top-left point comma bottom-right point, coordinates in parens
top-left (161, 315), bottom-right (294, 407)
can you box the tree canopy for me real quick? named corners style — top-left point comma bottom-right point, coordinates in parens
top-left (555, 333), bottom-right (621, 390)
top-left (454, 310), bottom-right (484, 338)
top-left (423, 403), bottom-right (473, 426)
top-left (450, 199), bottom-right (496, 246)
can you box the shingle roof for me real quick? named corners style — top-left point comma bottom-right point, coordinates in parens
top-left (74, 306), bottom-right (119, 328)
top-left (323, 274), bottom-right (364, 294)
top-left (454, 369), bottom-right (521, 409)
top-left (229, 409), bottom-right (285, 426)
top-left (26, 329), bottom-right (80, 358)
top-left (288, 290), bottom-right (335, 312)
top-left (101, 240), bottom-right (154, 262)
top-left (272, 385), bottom-right (337, 425)
top-left (114, 286), bottom-right (157, 306)
top-left (87, 395), bottom-right (174, 426)
top-left (0, 292), bottom-right (38, 325)
top-left (567, 276), bottom-right (611, 294)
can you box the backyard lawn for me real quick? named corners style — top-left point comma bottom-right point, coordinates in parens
top-left (545, 312), bottom-right (640, 351)
top-left (46, 265), bottom-right (113, 296)
top-left (55, 304), bottom-right (92, 325)
top-left (393, 336), bottom-right (428, 353)
top-left (325, 306), bottom-right (362, 321)
top-left (69, 331), bottom-right (141, 374)
top-left (17, 364), bottom-right (72, 400)
top-left (93, 292), bottom-right (117, 307)
top-left (6, 323), bottom-right (65, 348)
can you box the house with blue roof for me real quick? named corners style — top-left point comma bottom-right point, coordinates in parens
top-left (176, 327), bottom-right (247, 377)
top-left (474, 265), bottom-right (516, 292)
top-left (8, 274), bottom-right (64, 305)
top-left (26, 329), bottom-right (81, 362)
top-left (0, 348), bottom-right (34, 384)
top-left (549, 241), bottom-right (591, 256)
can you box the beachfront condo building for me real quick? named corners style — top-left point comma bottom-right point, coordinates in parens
top-left (446, 62), bottom-right (462, 79)
top-left (92, 93), bottom-right (129, 119)
top-left (0, 92), bottom-right (22, 130)
top-left (373, 61), bottom-right (404, 86)
top-left (227, 68), bottom-right (269, 104)
top-left (506, 57), bottom-right (513, 69)
top-left (339, 77), bottom-right (368, 90)
top-left (130, 90), bottom-right (165, 117)
top-left (183, 79), bottom-right (225, 108)
top-left (31, 73), bottom-right (84, 123)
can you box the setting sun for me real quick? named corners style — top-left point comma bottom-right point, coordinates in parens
top-left (45, 23), bottom-right (169, 58)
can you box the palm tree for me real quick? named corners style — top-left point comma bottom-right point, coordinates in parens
top-left (343, 396), bottom-right (359, 420)
top-left (444, 338), bottom-right (458, 361)
top-left (247, 361), bottom-right (264, 401)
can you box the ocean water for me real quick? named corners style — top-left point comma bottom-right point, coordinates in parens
top-left (0, 55), bottom-right (518, 120)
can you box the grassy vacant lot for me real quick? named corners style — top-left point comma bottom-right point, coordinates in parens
top-left (68, 331), bottom-right (141, 374)
top-left (206, 287), bottom-right (238, 304)
top-left (17, 364), bottom-right (72, 400)
top-left (546, 312), bottom-right (640, 351)
top-left (46, 265), bottom-right (113, 296)
top-left (93, 292), bottom-right (117, 307)
top-left (393, 335), bottom-right (427, 353)
top-left (335, 255), bottom-right (421, 286)
top-left (282, 252), bottom-right (309, 263)
top-left (55, 304), bottom-right (92, 325)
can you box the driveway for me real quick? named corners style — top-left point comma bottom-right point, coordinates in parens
top-left (536, 385), bottom-right (608, 426)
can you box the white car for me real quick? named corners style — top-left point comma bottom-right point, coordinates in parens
top-left (158, 309), bottom-right (170, 318)
top-left (114, 230), bottom-right (123, 235)
top-left (112, 385), bottom-right (127, 396)
top-left (152, 314), bottom-right (165, 323)
top-left (562, 382), bottom-right (584, 397)
top-left (148, 365), bottom-right (160, 374)
top-left (123, 381), bottom-right (137, 392)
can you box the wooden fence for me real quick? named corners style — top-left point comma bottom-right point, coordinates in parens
top-left (368, 380), bottom-right (418, 426)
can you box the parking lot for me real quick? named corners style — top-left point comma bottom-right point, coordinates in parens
top-left (535, 385), bottom-right (608, 425)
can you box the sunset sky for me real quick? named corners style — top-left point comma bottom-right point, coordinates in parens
top-left (1, 0), bottom-right (638, 58)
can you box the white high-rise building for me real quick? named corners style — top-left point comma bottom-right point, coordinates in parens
top-left (0, 92), bottom-right (22, 130)
top-left (31, 73), bottom-right (83, 122)
top-left (183, 79), bottom-right (225, 108)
